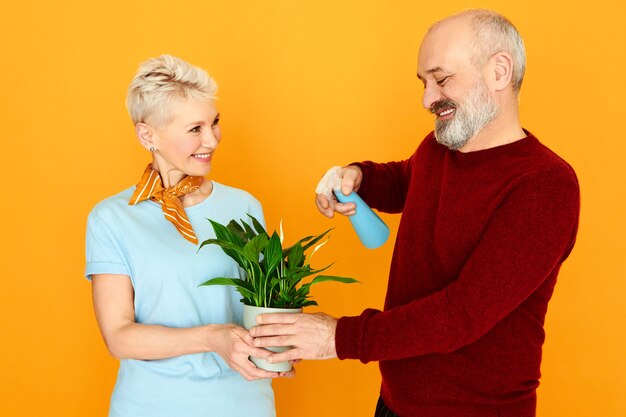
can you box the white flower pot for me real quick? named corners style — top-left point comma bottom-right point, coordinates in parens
top-left (242, 304), bottom-right (302, 372)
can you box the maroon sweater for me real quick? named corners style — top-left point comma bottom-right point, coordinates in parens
top-left (335, 131), bottom-right (580, 417)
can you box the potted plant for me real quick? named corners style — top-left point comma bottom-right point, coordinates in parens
top-left (199, 214), bottom-right (358, 372)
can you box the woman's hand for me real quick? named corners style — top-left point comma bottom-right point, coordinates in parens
top-left (209, 324), bottom-right (296, 380)
top-left (315, 165), bottom-right (363, 218)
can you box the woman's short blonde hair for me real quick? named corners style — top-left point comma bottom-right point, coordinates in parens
top-left (126, 54), bottom-right (218, 127)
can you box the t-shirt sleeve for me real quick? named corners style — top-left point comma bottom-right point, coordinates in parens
top-left (85, 208), bottom-right (131, 280)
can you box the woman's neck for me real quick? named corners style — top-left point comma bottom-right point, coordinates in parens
top-left (156, 168), bottom-right (185, 188)
top-left (181, 178), bottom-right (213, 207)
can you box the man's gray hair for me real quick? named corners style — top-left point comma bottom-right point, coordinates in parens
top-left (432, 10), bottom-right (526, 95)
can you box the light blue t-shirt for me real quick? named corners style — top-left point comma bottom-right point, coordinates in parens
top-left (85, 181), bottom-right (275, 417)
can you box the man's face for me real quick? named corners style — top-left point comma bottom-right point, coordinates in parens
top-left (417, 19), bottom-right (499, 150)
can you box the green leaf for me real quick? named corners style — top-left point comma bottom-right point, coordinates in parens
top-left (199, 277), bottom-right (256, 303)
top-left (198, 238), bottom-right (247, 269)
top-left (310, 275), bottom-right (360, 285)
top-left (248, 262), bottom-right (263, 284)
top-left (287, 266), bottom-right (313, 285)
top-left (199, 238), bottom-right (239, 253)
top-left (279, 291), bottom-right (295, 303)
top-left (199, 277), bottom-right (249, 289)
top-left (302, 229), bottom-right (333, 251)
top-left (209, 219), bottom-right (244, 247)
top-left (243, 234), bottom-right (269, 263)
top-left (197, 238), bottom-right (215, 252)
top-left (263, 232), bottom-right (283, 273)
top-left (242, 220), bottom-right (259, 240)
top-left (269, 277), bottom-right (280, 288)
top-left (287, 243), bottom-right (304, 269)
top-left (263, 263), bottom-right (280, 283)
top-left (282, 235), bottom-right (314, 255)
top-left (282, 229), bottom-right (332, 257)
top-left (247, 214), bottom-right (267, 235)
top-left (226, 220), bottom-right (249, 244)
top-left (284, 265), bottom-right (310, 279)
top-left (307, 263), bottom-right (333, 276)
top-left (295, 282), bottom-right (311, 297)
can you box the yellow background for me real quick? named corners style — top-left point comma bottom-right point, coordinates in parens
top-left (1, 0), bottom-right (625, 416)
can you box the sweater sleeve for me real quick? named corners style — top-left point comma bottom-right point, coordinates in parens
top-left (335, 166), bottom-right (580, 362)
top-left (353, 155), bottom-right (413, 214)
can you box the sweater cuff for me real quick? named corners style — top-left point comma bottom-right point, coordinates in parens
top-left (335, 309), bottom-right (380, 362)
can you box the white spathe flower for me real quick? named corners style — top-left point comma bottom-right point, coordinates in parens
top-left (309, 238), bottom-right (329, 261)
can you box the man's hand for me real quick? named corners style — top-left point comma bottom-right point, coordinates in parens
top-left (315, 165), bottom-right (363, 218)
top-left (249, 312), bottom-right (338, 363)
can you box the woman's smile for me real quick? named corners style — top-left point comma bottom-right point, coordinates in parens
top-left (192, 152), bottom-right (213, 162)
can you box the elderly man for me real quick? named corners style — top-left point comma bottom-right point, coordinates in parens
top-left (251, 9), bottom-right (580, 417)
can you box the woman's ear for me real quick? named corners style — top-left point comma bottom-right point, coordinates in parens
top-left (135, 123), bottom-right (155, 151)
top-left (492, 51), bottom-right (514, 92)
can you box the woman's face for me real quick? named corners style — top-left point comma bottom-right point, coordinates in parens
top-left (150, 98), bottom-right (221, 183)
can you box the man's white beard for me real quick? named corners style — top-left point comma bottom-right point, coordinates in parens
top-left (434, 78), bottom-right (499, 151)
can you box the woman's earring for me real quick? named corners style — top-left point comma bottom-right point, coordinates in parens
top-left (149, 147), bottom-right (155, 152)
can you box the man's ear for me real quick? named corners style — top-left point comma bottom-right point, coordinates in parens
top-left (491, 51), bottom-right (514, 92)
top-left (135, 123), bottom-right (155, 150)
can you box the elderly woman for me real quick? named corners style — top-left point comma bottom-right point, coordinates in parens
top-left (85, 55), bottom-right (285, 417)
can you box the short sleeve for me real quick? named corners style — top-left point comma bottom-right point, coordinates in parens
top-left (84, 208), bottom-right (131, 280)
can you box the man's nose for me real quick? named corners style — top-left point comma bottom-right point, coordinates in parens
top-left (422, 83), bottom-right (441, 110)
